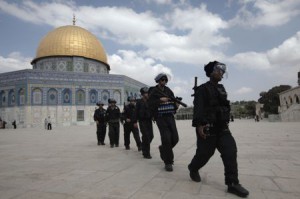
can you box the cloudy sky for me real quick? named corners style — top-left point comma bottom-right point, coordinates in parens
top-left (0, 0), bottom-right (299, 105)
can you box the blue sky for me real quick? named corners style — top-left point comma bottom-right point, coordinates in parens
top-left (0, 0), bottom-right (299, 106)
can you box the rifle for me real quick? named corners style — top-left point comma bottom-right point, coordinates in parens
top-left (191, 76), bottom-right (198, 97)
top-left (152, 87), bottom-right (187, 107)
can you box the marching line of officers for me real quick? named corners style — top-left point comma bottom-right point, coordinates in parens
top-left (93, 61), bottom-right (249, 198)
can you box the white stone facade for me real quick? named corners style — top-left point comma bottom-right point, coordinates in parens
top-left (279, 86), bottom-right (300, 122)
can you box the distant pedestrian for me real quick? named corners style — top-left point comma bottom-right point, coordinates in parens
top-left (2, 120), bottom-right (7, 129)
top-left (47, 116), bottom-right (52, 130)
top-left (12, 120), bottom-right (17, 129)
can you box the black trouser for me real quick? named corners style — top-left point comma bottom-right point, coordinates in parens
top-left (189, 126), bottom-right (239, 185)
top-left (124, 122), bottom-right (141, 148)
top-left (47, 123), bottom-right (52, 130)
top-left (96, 123), bottom-right (106, 143)
top-left (139, 120), bottom-right (154, 156)
top-left (156, 116), bottom-right (179, 165)
top-left (108, 122), bottom-right (120, 146)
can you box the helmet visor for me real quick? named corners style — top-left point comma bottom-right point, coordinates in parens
top-left (213, 63), bottom-right (228, 78)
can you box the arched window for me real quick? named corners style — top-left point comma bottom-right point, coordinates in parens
top-left (62, 88), bottom-right (72, 105)
top-left (113, 90), bottom-right (121, 105)
top-left (19, 88), bottom-right (25, 106)
top-left (101, 90), bottom-right (109, 104)
top-left (76, 89), bottom-right (85, 105)
top-left (289, 96), bottom-right (293, 105)
top-left (89, 89), bottom-right (98, 104)
top-left (32, 88), bottom-right (42, 105)
top-left (0, 90), bottom-right (4, 107)
top-left (47, 88), bottom-right (58, 105)
top-left (8, 89), bottom-right (15, 106)
top-left (295, 95), bottom-right (300, 104)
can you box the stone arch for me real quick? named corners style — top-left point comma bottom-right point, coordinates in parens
top-left (289, 96), bottom-right (293, 105)
top-left (89, 89), bottom-right (98, 104)
top-left (8, 89), bottom-right (15, 106)
top-left (18, 88), bottom-right (25, 106)
top-left (47, 88), bottom-right (58, 105)
top-left (76, 89), bottom-right (85, 105)
top-left (295, 94), bottom-right (300, 104)
top-left (0, 90), bottom-right (5, 106)
top-left (32, 88), bottom-right (43, 105)
top-left (62, 88), bottom-right (72, 105)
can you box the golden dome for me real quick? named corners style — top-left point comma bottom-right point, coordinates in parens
top-left (32, 25), bottom-right (108, 64)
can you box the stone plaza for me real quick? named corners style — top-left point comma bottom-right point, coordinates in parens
top-left (0, 119), bottom-right (299, 199)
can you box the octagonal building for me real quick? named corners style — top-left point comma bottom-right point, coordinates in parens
top-left (0, 24), bottom-right (146, 128)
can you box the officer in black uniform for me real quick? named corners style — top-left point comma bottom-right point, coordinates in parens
top-left (123, 96), bottom-right (142, 151)
top-left (148, 73), bottom-right (179, 172)
top-left (93, 101), bottom-right (107, 145)
top-left (188, 61), bottom-right (249, 198)
top-left (136, 87), bottom-right (153, 159)
top-left (106, 98), bottom-right (121, 148)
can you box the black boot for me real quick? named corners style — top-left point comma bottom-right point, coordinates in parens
top-left (227, 183), bottom-right (249, 198)
top-left (165, 164), bottom-right (173, 172)
top-left (188, 164), bottom-right (201, 182)
top-left (143, 154), bottom-right (152, 159)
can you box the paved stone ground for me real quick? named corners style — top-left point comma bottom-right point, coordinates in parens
top-left (0, 120), bottom-right (299, 199)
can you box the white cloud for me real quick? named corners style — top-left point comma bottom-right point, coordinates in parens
top-left (146, 0), bottom-right (172, 5)
top-left (108, 50), bottom-right (173, 86)
top-left (228, 31), bottom-right (300, 85)
top-left (0, 52), bottom-right (32, 73)
top-left (267, 31), bottom-right (300, 67)
top-left (0, 1), bottom-right (229, 66)
top-left (229, 31), bottom-right (300, 69)
top-left (228, 51), bottom-right (271, 70)
top-left (230, 0), bottom-right (300, 28)
top-left (235, 87), bottom-right (253, 94)
top-left (168, 5), bottom-right (230, 47)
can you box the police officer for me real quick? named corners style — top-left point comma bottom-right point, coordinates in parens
top-left (93, 101), bottom-right (107, 145)
top-left (123, 96), bottom-right (142, 151)
top-left (136, 87), bottom-right (153, 159)
top-left (106, 98), bottom-right (121, 148)
top-left (148, 73), bottom-right (179, 172)
top-left (188, 61), bottom-right (249, 198)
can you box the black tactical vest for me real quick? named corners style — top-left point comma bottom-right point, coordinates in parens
top-left (204, 83), bottom-right (230, 124)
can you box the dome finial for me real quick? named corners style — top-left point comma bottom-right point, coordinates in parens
top-left (73, 14), bottom-right (76, 25)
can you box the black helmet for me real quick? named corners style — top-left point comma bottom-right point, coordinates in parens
top-left (110, 98), bottom-right (116, 103)
top-left (96, 101), bottom-right (104, 106)
top-left (140, 87), bottom-right (149, 95)
top-left (204, 61), bottom-right (226, 77)
top-left (127, 96), bottom-right (136, 102)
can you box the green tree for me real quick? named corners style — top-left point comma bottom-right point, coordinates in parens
top-left (258, 85), bottom-right (291, 114)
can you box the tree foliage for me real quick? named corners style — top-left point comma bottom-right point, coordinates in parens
top-left (258, 85), bottom-right (291, 114)
top-left (231, 100), bottom-right (257, 118)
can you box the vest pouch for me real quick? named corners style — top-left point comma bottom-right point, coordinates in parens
top-left (218, 107), bottom-right (230, 122)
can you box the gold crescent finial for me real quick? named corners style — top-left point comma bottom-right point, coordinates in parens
top-left (73, 14), bottom-right (76, 25)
